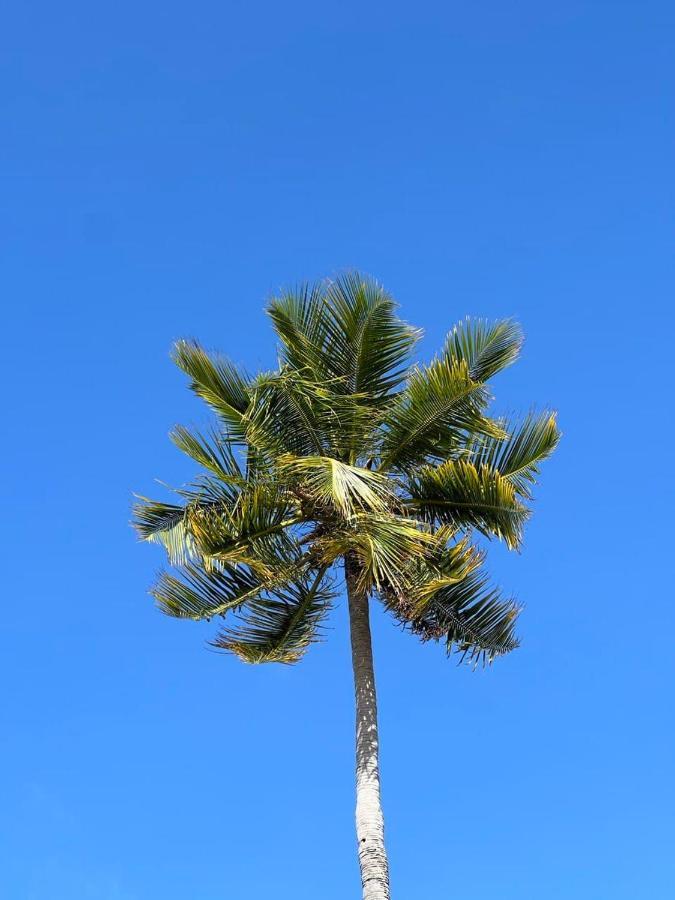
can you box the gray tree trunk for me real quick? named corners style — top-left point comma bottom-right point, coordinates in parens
top-left (346, 557), bottom-right (391, 900)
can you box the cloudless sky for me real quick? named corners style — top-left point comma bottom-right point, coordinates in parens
top-left (2, 2), bottom-right (674, 898)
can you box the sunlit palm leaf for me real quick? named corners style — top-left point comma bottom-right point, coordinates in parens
top-left (378, 532), bottom-right (483, 619)
top-left (408, 459), bottom-right (529, 548)
top-left (244, 371), bottom-right (327, 456)
top-left (379, 359), bottom-right (503, 470)
top-left (269, 274), bottom-right (420, 398)
top-left (173, 340), bottom-right (251, 437)
top-left (170, 425), bottom-right (245, 485)
top-left (314, 513), bottom-right (433, 594)
top-left (277, 455), bottom-right (395, 519)
top-left (444, 318), bottom-right (523, 381)
top-left (323, 273), bottom-right (421, 396)
top-left (268, 282), bottom-right (332, 380)
top-left (133, 498), bottom-right (195, 566)
top-left (185, 483), bottom-right (300, 564)
top-left (133, 498), bottom-right (185, 539)
top-left (467, 412), bottom-right (560, 498)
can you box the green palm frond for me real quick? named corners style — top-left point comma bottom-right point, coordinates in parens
top-left (379, 358), bottom-right (504, 470)
top-left (212, 566), bottom-right (334, 663)
top-left (133, 498), bottom-right (185, 539)
top-left (315, 513), bottom-right (433, 594)
top-left (378, 533), bottom-right (520, 664)
top-left (245, 369), bottom-right (383, 462)
top-left (170, 425), bottom-right (246, 485)
top-left (267, 282), bottom-right (331, 377)
top-left (467, 412), bottom-right (560, 498)
top-left (277, 455), bottom-right (396, 519)
top-left (322, 273), bottom-right (421, 396)
top-left (378, 532), bottom-right (483, 618)
top-left (172, 340), bottom-right (251, 437)
top-left (151, 561), bottom-right (265, 620)
top-left (269, 274), bottom-right (420, 398)
top-left (410, 570), bottom-right (521, 665)
top-left (408, 460), bottom-right (529, 548)
top-left (133, 498), bottom-right (196, 566)
top-left (185, 483), bottom-right (300, 566)
top-left (321, 396), bottom-right (384, 463)
top-left (244, 370), bottom-right (327, 457)
top-left (268, 276), bottom-right (419, 462)
top-left (444, 318), bottom-right (523, 381)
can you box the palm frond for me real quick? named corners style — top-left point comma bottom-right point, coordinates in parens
top-left (175, 473), bottom-right (241, 509)
top-left (151, 561), bottom-right (266, 620)
top-left (277, 455), bottom-right (395, 519)
top-left (269, 274), bottom-right (420, 399)
top-left (172, 340), bottom-right (251, 437)
top-left (136, 475), bottom-right (300, 573)
top-left (268, 276), bottom-right (418, 462)
top-left (467, 412), bottom-right (560, 498)
top-left (185, 482), bottom-right (300, 566)
top-left (320, 393), bottom-right (385, 463)
top-left (407, 460), bottom-right (529, 548)
top-left (133, 497), bottom-right (196, 566)
top-left (212, 567), bottom-right (334, 663)
top-left (315, 513), bottom-right (433, 594)
top-left (379, 358), bottom-right (504, 471)
top-left (133, 498), bottom-right (185, 539)
top-left (245, 369), bottom-right (383, 463)
top-left (244, 370), bottom-right (327, 457)
top-left (378, 533), bottom-right (520, 664)
top-left (412, 570), bottom-right (521, 665)
top-left (267, 282), bottom-right (332, 380)
top-left (444, 318), bottom-right (523, 381)
top-left (170, 425), bottom-right (245, 485)
top-left (323, 273), bottom-right (421, 395)
top-left (378, 532), bottom-right (483, 618)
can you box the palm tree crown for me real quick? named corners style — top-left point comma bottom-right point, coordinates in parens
top-left (134, 273), bottom-right (559, 667)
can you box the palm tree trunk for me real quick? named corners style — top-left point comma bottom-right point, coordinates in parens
top-left (346, 557), bottom-right (391, 900)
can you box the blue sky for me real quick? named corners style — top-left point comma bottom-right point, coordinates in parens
top-left (1, 2), bottom-right (674, 898)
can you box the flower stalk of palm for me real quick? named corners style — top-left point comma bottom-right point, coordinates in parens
top-left (134, 274), bottom-right (559, 900)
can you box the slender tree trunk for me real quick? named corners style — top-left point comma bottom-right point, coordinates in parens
top-left (345, 556), bottom-right (391, 900)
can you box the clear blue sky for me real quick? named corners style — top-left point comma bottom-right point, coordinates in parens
top-left (2, 2), bottom-right (673, 898)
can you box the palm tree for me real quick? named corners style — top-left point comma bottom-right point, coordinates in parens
top-left (134, 274), bottom-right (558, 900)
